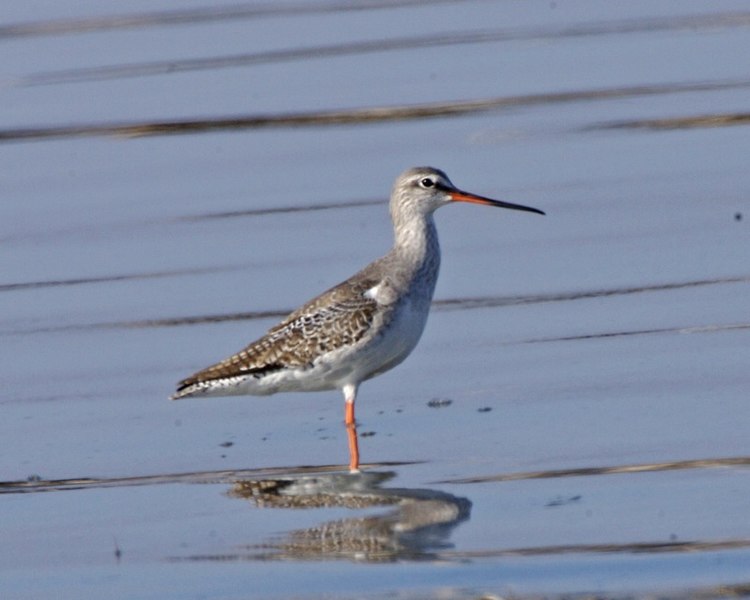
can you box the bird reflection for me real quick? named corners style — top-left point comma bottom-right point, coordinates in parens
top-left (227, 471), bottom-right (471, 562)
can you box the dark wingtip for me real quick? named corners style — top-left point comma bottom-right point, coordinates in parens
top-left (170, 379), bottom-right (193, 400)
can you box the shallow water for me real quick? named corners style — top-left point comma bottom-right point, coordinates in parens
top-left (2, 1), bottom-right (750, 598)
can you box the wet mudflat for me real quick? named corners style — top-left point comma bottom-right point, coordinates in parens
top-left (2, 1), bottom-right (749, 598)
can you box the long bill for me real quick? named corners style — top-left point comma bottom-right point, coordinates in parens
top-left (447, 187), bottom-right (545, 216)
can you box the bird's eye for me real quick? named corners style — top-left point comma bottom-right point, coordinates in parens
top-left (419, 177), bottom-right (435, 188)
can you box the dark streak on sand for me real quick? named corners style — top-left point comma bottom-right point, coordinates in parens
top-left (2, 80), bottom-right (750, 143)
top-left (436, 456), bottom-right (750, 485)
top-left (0, 265), bottom-right (244, 292)
top-left (4, 456), bottom-right (747, 495)
top-left (0, 0), bottom-right (466, 40)
top-left (0, 461), bottom-right (419, 494)
top-left (2, 275), bottom-right (748, 336)
top-left (589, 112), bottom-right (750, 131)
top-left (16, 12), bottom-right (750, 85)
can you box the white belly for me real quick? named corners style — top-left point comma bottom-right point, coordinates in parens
top-left (354, 294), bottom-right (431, 381)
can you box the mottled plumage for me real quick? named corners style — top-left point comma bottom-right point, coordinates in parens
top-left (173, 273), bottom-right (383, 395)
top-left (171, 167), bottom-right (544, 471)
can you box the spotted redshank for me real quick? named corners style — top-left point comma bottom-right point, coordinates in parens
top-left (172, 167), bottom-right (544, 471)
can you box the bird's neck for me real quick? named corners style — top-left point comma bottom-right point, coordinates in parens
top-left (392, 212), bottom-right (441, 284)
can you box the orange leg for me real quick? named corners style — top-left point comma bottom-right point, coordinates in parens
top-left (343, 384), bottom-right (360, 472)
top-left (346, 419), bottom-right (359, 473)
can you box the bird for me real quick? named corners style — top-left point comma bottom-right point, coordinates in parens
top-left (171, 167), bottom-right (544, 472)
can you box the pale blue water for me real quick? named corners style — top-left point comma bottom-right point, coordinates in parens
top-left (2, 1), bottom-right (749, 598)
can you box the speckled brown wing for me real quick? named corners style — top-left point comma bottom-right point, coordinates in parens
top-left (174, 276), bottom-right (382, 393)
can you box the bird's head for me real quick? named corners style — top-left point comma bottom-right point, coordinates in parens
top-left (391, 166), bottom-right (545, 219)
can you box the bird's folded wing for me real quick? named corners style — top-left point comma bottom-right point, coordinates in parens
top-left (174, 277), bottom-right (385, 391)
